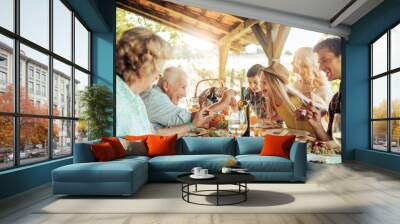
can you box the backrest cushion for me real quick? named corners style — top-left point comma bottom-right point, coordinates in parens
top-left (260, 135), bottom-right (296, 159)
top-left (124, 135), bottom-right (149, 141)
top-left (119, 138), bottom-right (147, 156)
top-left (146, 135), bottom-right (177, 157)
top-left (178, 137), bottom-right (235, 155)
top-left (101, 137), bottom-right (126, 158)
top-left (91, 142), bottom-right (118, 161)
top-left (235, 137), bottom-right (264, 155)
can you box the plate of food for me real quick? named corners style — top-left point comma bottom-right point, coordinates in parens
top-left (208, 128), bottom-right (229, 137)
top-left (262, 128), bottom-right (315, 141)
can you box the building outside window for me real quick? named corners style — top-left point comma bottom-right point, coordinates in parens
top-left (370, 23), bottom-right (400, 154)
top-left (0, 0), bottom-right (91, 170)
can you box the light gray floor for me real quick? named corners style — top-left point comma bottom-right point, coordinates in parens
top-left (1, 162), bottom-right (400, 224)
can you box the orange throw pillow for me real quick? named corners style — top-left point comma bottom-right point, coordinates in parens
top-left (91, 142), bottom-right (117, 162)
top-left (124, 135), bottom-right (150, 142)
top-left (101, 137), bottom-right (126, 158)
top-left (260, 134), bottom-right (296, 159)
top-left (146, 135), bottom-right (177, 157)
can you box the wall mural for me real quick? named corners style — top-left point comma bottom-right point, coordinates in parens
top-left (115, 1), bottom-right (342, 163)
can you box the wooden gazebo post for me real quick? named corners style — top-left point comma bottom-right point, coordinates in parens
top-left (217, 19), bottom-right (260, 81)
top-left (218, 43), bottom-right (230, 81)
top-left (251, 22), bottom-right (291, 65)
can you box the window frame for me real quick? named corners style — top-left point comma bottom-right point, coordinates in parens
top-left (0, 0), bottom-right (92, 171)
top-left (370, 20), bottom-right (400, 154)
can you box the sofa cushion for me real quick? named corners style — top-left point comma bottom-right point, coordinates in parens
top-left (101, 137), bottom-right (127, 158)
top-left (147, 135), bottom-right (177, 157)
top-left (236, 155), bottom-right (293, 172)
top-left (235, 137), bottom-right (264, 155)
top-left (91, 142), bottom-right (118, 161)
top-left (177, 137), bottom-right (235, 155)
top-left (260, 135), bottom-right (296, 159)
top-left (149, 154), bottom-right (235, 172)
top-left (53, 158), bottom-right (147, 183)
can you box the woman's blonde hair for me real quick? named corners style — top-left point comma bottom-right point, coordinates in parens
top-left (116, 27), bottom-right (171, 84)
top-left (261, 69), bottom-right (297, 114)
top-left (261, 63), bottom-right (310, 115)
top-left (292, 47), bottom-right (324, 92)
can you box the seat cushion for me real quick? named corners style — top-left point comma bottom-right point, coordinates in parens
top-left (53, 158), bottom-right (147, 183)
top-left (149, 154), bottom-right (235, 172)
top-left (236, 155), bottom-right (293, 172)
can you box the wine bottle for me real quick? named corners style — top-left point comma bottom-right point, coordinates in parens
top-left (239, 87), bottom-right (250, 137)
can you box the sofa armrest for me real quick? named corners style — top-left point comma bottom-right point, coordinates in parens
top-left (73, 141), bottom-right (99, 163)
top-left (289, 141), bottom-right (307, 181)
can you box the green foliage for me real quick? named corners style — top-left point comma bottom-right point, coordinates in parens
top-left (79, 84), bottom-right (113, 140)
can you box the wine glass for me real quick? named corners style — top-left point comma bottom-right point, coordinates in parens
top-left (228, 109), bottom-right (248, 137)
top-left (332, 113), bottom-right (341, 147)
top-left (187, 97), bottom-right (200, 113)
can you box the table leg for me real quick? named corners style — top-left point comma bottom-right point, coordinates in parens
top-left (195, 184), bottom-right (198, 192)
top-left (217, 184), bottom-right (219, 206)
top-left (245, 183), bottom-right (247, 201)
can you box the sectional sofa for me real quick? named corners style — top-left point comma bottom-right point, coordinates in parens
top-left (52, 137), bottom-right (307, 196)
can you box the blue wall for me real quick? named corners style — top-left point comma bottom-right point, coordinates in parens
top-left (344, 0), bottom-right (400, 171)
top-left (91, 0), bottom-right (116, 135)
top-left (0, 0), bottom-right (116, 200)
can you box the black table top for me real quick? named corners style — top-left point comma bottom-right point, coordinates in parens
top-left (177, 172), bottom-right (255, 185)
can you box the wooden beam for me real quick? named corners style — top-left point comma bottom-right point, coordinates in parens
top-left (148, 0), bottom-right (231, 34)
top-left (218, 43), bottom-right (230, 80)
top-left (117, 1), bottom-right (221, 42)
top-left (272, 25), bottom-right (291, 61)
top-left (217, 19), bottom-right (259, 46)
top-left (251, 23), bottom-right (273, 64)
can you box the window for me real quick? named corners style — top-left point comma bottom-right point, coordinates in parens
top-left (0, 34), bottom-right (13, 113)
top-left (20, 0), bottom-right (49, 49)
top-left (0, 0), bottom-right (91, 170)
top-left (74, 17), bottom-right (90, 70)
top-left (0, 54), bottom-right (7, 89)
top-left (28, 67), bottom-right (34, 80)
top-left (53, 59), bottom-right (72, 117)
top-left (0, 71), bottom-right (6, 84)
top-left (42, 85), bottom-right (46, 97)
top-left (371, 23), bottom-right (400, 154)
top-left (28, 81), bottom-right (34, 94)
top-left (0, 0), bottom-right (14, 32)
top-left (35, 70), bottom-right (41, 81)
top-left (53, 0), bottom-right (72, 60)
top-left (0, 54), bottom-right (7, 67)
top-left (36, 83), bottom-right (40, 95)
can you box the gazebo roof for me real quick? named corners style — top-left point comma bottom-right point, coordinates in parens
top-left (117, 0), bottom-right (291, 78)
top-left (116, 0), bottom-right (268, 52)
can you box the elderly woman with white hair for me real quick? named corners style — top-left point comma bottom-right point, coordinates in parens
top-left (116, 27), bottom-right (212, 136)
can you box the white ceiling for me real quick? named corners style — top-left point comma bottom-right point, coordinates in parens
top-left (227, 0), bottom-right (353, 23)
top-left (169, 0), bottom-right (384, 37)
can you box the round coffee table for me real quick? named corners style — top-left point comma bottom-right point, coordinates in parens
top-left (177, 173), bottom-right (255, 206)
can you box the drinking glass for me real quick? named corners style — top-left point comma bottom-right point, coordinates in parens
top-left (228, 109), bottom-right (248, 137)
top-left (187, 97), bottom-right (200, 113)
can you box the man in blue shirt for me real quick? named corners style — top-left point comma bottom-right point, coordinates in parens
top-left (141, 67), bottom-right (235, 130)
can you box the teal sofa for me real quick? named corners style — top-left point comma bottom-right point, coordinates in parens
top-left (52, 137), bottom-right (307, 196)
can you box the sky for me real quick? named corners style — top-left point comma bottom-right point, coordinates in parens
top-left (0, 0), bottom-right (89, 74)
top-left (372, 29), bottom-right (400, 109)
